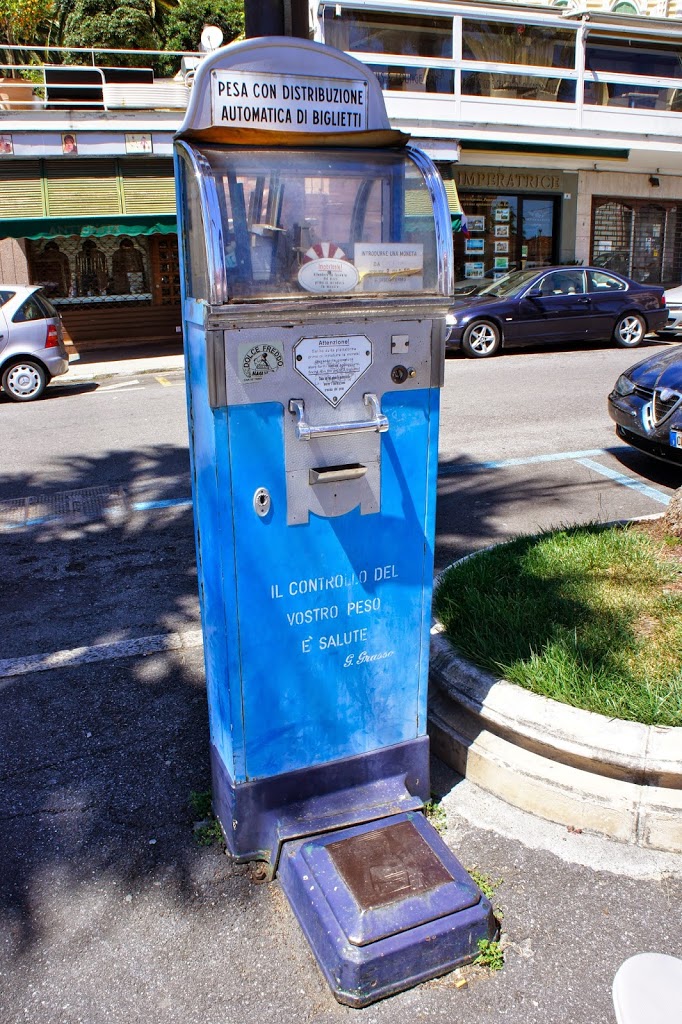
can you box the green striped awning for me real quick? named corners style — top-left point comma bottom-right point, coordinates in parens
top-left (0, 214), bottom-right (177, 239)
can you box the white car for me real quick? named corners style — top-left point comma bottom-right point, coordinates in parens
top-left (657, 283), bottom-right (682, 337)
top-left (0, 286), bottom-right (69, 401)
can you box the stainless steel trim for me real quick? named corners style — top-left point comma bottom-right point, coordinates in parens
top-left (288, 394), bottom-right (389, 440)
top-left (406, 143), bottom-right (454, 297)
top-left (174, 141), bottom-right (227, 306)
top-left (206, 328), bottom-right (227, 408)
top-left (309, 464), bottom-right (368, 484)
top-left (206, 298), bottom-right (450, 330)
top-left (430, 318), bottom-right (446, 389)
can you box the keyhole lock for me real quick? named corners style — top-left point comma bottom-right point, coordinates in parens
top-left (391, 365), bottom-right (416, 385)
top-left (253, 487), bottom-right (271, 517)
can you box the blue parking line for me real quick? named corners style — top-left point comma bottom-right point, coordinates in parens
top-left (437, 446), bottom-right (631, 475)
top-left (576, 458), bottom-right (670, 505)
top-left (3, 446), bottom-right (671, 532)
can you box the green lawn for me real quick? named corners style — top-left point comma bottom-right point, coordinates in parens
top-left (433, 523), bottom-right (682, 728)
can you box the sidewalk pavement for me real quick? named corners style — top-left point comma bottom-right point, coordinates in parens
top-left (18, 338), bottom-right (679, 1024)
top-left (65, 342), bottom-right (186, 381)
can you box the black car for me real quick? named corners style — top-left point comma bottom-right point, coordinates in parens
top-left (446, 267), bottom-right (668, 358)
top-left (608, 344), bottom-right (682, 465)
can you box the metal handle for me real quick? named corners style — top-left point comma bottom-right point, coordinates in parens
top-left (288, 394), bottom-right (389, 441)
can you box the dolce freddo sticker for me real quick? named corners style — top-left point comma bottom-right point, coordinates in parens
top-left (298, 243), bottom-right (359, 295)
top-left (238, 341), bottom-right (285, 382)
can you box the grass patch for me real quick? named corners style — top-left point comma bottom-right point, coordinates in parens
top-left (474, 938), bottom-right (504, 971)
top-left (189, 789), bottom-right (224, 847)
top-left (189, 790), bottom-right (212, 819)
top-left (467, 866), bottom-right (503, 903)
top-left (434, 522), bottom-right (682, 728)
top-left (424, 796), bottom-right (448, 834)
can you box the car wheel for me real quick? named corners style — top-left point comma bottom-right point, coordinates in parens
top-left (1, 359), bottom-right (47, 401)
top-left (462, 320), bottom-right (501, 358)
top-left (613, 313), bottom-right (646, 348)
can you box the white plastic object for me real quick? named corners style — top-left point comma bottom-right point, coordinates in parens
top-left (613, 953), bottom-right (682, 1024)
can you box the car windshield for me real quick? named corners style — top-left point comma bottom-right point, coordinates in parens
top-left (474, 269), bottom-right (541, 299)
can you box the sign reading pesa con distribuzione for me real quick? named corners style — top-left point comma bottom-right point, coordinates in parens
top-left (211, 70), bottom-right (368, 131)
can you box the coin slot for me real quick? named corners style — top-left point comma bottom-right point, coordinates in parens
top-left (309, 463), bottom-right (367, 485)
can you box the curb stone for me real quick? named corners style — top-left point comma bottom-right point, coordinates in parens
top-left (428, 547), bottom-right (682, 854)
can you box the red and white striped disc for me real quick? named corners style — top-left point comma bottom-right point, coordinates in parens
top-left (302, 242), bottom-right (347, 263)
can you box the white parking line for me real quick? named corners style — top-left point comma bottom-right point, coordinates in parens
top-left (98, 380), bottom-right (142, 391)
top-left (576, 458), bottom-right (671, 505)
top-left (438, 446), bottom-right (627, 474)
top-left (0, 629), bottom-right (204, 680)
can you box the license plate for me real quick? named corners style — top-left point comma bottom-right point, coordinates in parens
top-left (670, 429), bottom-right (682, 449)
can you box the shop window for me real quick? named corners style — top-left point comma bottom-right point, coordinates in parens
top-left (591, 197), bottom-right (682, 286)
top-left (461, 71), bottom-right (571, 102)
top-left (28, 233), bottom-right (156, 307)
top-left (453, 191), bottom-right (558, 287)
top-left (323, 9), bottom-right (452, 58)
top-left (150, 235), bottom-right (181, 305)
top-left (586, 35), bottom-right (682, 108)
top-left (322, 8), bottom-right (454, 93)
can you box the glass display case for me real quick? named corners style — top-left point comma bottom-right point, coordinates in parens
top-left (177, 146), bottom-right (442, 304)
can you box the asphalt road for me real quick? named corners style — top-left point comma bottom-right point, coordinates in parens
top-left (1, 339), bottom-right (681, 1024)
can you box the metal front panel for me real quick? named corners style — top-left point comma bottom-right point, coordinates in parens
top-left (226, 386), bottom-right (437, 781)
top-left (223, 318), bottom-right (434, 525)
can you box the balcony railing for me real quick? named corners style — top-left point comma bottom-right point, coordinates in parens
top-left (0, 44), bottom-right (201, 112)
top-left (2, 20), bottom-right (682, 138)
top-left (317, 1), bottom-right (682, 139)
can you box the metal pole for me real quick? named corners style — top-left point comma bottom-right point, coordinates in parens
top-left (244, 0), bottom-right (309, 39)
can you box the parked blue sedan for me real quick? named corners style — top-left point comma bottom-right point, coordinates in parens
top-left (446, 267), bottom-right (668, 358)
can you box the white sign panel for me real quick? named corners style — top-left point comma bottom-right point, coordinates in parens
top-left (354, 243), bottom-right (423, 292)
top-left (298, 258), bottom-right (360, 294)
top-left (294, 336), bottom-right (372, 406)
top-left (211, 71), bottom-right (368, 132)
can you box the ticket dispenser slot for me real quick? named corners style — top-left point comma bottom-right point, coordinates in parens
top-left (174, 36), bottom-right (494, 1008)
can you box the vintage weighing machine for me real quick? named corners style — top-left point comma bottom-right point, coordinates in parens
top-left (174, 36), bottom-right (495, 1006)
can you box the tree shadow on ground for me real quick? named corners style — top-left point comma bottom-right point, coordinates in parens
top-left (0, 444), bottom-right (257, 957)
top-left (0, 440), bottom-right (648, 957)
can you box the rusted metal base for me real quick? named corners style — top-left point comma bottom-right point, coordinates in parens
top-left (210, 737), bottom-right (430, 873)
top-left (278, 811), bottom-right (496, 1007)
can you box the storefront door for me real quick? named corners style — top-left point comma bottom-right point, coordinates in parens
top-left (453, 191), bottom-right (560, 287)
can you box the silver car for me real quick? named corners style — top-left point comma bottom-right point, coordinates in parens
top-left (0, 286), bottom-right (69, 401)
top-left (656, 283), bottom-right (682, 337)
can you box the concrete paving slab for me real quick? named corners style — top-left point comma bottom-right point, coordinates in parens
top-left (1, 641), bottom-right (680, 1024)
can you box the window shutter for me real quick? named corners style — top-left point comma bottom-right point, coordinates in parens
top-left (120, 159), bottom-right (176, 215)
top-left (0, 160), bottom-right (44, 217)
top-left (44, 159), bottom-right (121, 217)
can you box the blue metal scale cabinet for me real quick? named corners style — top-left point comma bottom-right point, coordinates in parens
top-left (174, 37), bottom-right (494, 1006)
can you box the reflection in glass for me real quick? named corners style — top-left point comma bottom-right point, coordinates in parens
top-left (462, 71), bottom-right (572, 102)
top-left (369, 65), bottom-right (454, 94)
top-left (462, 22), bottom-right (575, 69)
top-left (323, 9), bottom-right (452, 59)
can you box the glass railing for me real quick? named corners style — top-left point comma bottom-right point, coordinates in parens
top-left (0, 45), bottom-right (200, 111)
top-left (321, 1), bottom-right (682, 127)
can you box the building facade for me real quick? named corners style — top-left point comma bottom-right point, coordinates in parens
top-left (0, 59), bottom-right (188, 351)
top-left (314, 0), bottom-right (682, 290)
top-left (2, 4), bottom-right (682, 349)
